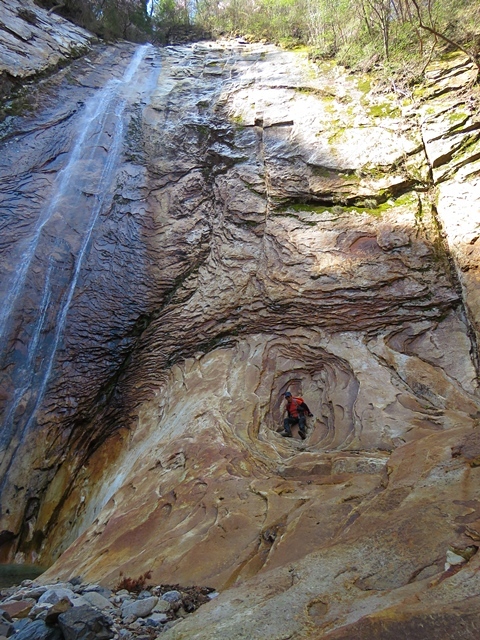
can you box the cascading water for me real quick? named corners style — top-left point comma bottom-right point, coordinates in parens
top-left (0, 44), bottom-right (161, 493)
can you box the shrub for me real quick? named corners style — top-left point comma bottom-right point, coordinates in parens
top-left (115, 570), bottom-right (153, 593)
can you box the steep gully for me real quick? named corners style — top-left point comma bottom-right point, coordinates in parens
top-left (1, 38), bottom-right (480, 639)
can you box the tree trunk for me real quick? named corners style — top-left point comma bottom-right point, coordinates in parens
top-left (410, 0), bottom-right (480, 73)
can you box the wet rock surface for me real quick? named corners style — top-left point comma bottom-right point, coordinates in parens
top-left (0, 34), bottom-right (480, 640)
top-left (0, 40), bottom-right (163, 563)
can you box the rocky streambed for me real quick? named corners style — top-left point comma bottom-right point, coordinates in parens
top-left (0, 578), bottom-right (217, 639)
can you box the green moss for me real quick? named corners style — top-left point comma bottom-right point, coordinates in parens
top-left (294, 86), bottom-right (336, 99)
top-left (232, 114), bottom-right (244, 125)
top-left (345, 205), bottom-right (381, 217)
top-left (357, 76), bottom-right (372, 94)
top-left (439, 51), bottom-right (466, 62)
top-left (194, 123), bottom-right (210, 134)
top-left (292, 45), bottom-right (310, 55)
top-left (413, 85), bottom-right (428, 99)
top-left (394, 192), bottom-right (418, 206)
top-left (324, 100), bottom-right (336, 114)
top-left (277, 192), bottom-right (418, 221)
top-left (406, 161), bottom-right (427, 182)
top-left (311, 166), bottom-right (335, 178)
top-left (0, 88), bottom-right (35, 121)
top-left (285, 203), bottom-right (330, 214)
top-left (346, 104), bottom-right (356, 117)
top-left (344, 200), bottom-right (393, 217)
top-left (311, 59), bottom-right (337, 75)
top-left (368, 103), bottom-right (401, 118)
top-left (451, 134), bottom-right (480, 166)
top-left (356, 165), bottom-right (387, 180)
top-left (447, 110), bottom-right (467, 123)
top-left (271, 209), bottom-right (317, 224)
top-left (328, 126), bottom-right (346, 144)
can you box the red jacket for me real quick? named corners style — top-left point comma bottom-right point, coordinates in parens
top-left (286, 396), bottom-right (309, 418)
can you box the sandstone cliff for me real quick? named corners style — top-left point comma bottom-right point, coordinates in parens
top-left (1, 12), bottom-right (480, 639)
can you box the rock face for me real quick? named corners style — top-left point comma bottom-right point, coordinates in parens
top-left (0, 0), bottom-right (93, 87)
top-left (1, 33), bottom-right (480, 640)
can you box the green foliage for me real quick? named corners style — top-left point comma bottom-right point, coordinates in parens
top-left (95, 0), bottom-right (151, 41)
top-left (35, 0), bottom-right (151, 41)
top-left (152, 0), bottom-right (190, 41)
top-left (194, 0), bottom-right (309, 40)
top-left (36, 0), bottom-right (480, 71)
top-left (190, 0), bottom-right (479, 86)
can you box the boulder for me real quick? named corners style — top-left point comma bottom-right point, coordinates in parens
top-left (0, 599), bottom-right (36, 618)
top-left (58, 605), bottom-right (114, 640)
top-left (121, 597), bottom-right (158, 620)
top-left (0, 621), bottom-right (14, 637)
top-left (39, 588), bottom-right (75, 605)
top-left (152, 600), bottom-right (171, 613)
top-left (44, 597), bottom-right (73, 625)
top-left (15, 619), bottom-right (63, 640)
top-left (160, 591), bottom-right (182, 604)
top-left (81, 592), bottom-right (113, 611)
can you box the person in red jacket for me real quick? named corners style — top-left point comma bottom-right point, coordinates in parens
top-left (280, 391), bottom-right (313, 440)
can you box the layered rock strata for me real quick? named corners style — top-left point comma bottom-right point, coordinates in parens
top-left (1, 36), bottom-right (480, 640)
top-left (0, 0), bottom-right (93, 90)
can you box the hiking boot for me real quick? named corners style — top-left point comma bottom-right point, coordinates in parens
top-left (299, 431), bottom-right (307, 440)
top-left (280, 431), bottom-right (292, 438)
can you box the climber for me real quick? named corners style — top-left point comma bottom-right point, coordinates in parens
top-left (280, 391), bottom-right (313, 440)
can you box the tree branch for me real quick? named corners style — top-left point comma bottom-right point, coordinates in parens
top-left (47, 3), bottom-right (65, 15)
top-left (410, 0), bottom-right (480, 72)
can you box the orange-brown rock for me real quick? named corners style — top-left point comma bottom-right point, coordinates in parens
top-left (0, 598), bottom-right (36, 619)
top-left (318, 596), bottom-right (480, 640)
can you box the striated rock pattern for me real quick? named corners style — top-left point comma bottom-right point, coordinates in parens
top-left (0, 0), bottom-right (93, 89)
top-left (1, 34), bottom-right (480, 640)
top-left (0, 41), bottom-right (163, 561)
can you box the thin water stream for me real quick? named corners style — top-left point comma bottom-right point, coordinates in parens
top-left (0, 44), bottom-right (161, 490)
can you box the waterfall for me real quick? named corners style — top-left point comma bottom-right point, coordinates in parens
top-left (0, 44), bottom-right (160, 482)
top-left (0, 45), bottom-right (151, 345)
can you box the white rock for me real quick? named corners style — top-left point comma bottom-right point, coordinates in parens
top-left (152, 599), bottom-right (171, 613)
top-left (81, 591), bottom-right (114, 610)
top-left (121, 596), bottom-right (158, 620)
top-left (446, 549), bottom-right (466, 565)
top-left (38, 588), bottom-right (75, 605)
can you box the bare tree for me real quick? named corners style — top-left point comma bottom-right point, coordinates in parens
top-left (362, 0), bottom-right (392, 58)
top-left (409, 0), bottom-right (480, 72)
